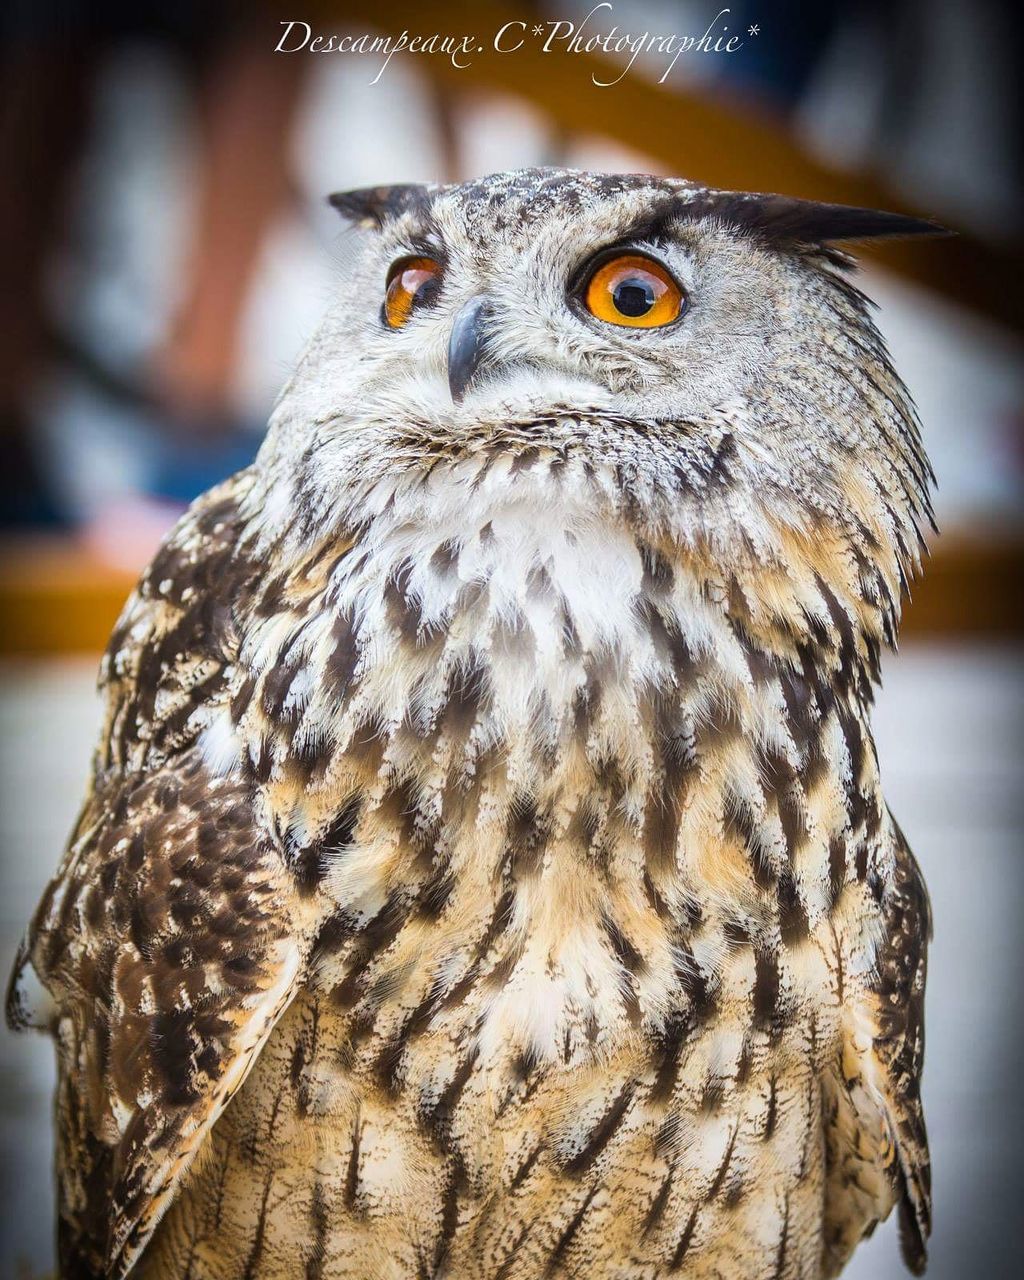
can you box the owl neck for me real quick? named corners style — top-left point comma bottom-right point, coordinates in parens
top-left (241, 460), bottom-right (897, 831)
top-left (287, 456), bottom-right (900, 698)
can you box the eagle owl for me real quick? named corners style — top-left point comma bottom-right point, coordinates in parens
top-left (8, 169), bottom-right (937, 1280)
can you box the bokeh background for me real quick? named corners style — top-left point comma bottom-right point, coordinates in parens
top-left (1, 1), bottom-right (1021, 1276)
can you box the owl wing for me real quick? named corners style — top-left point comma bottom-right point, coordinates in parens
top-left (11, 765), bottom-right (304, 1279)
top-left (823, 821), bottom-right (931, 1276)
top-left (6, 475), bottom-right (312, 1278)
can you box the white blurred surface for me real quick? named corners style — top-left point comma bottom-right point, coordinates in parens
top-left (1, 646), bottom-right (1021, 1276)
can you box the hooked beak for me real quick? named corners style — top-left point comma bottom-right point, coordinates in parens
top-left (447, 297), bottom-right (490, 403)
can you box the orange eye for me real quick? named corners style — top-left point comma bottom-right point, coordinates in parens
top-left (583, 253), bottom-right (684, 328)
top-left (385, 256), bottom-right (442, 328)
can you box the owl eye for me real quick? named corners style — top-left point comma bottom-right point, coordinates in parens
top-left (583, 252), bottom-right (685, 329)
top-left (384, 256), bottom-right (442, 328)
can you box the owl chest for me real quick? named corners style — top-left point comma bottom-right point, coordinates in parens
top-left (278, 551), bottom-right (857, 1079)
top-left (175, 524), bottom-right (869, 1278)
top-left (252, 506), bottom-right (868, 1072)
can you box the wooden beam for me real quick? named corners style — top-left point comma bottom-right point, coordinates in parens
top-left (902, 533), bottom-right (1024, 639)
top-left (320, 0), bottom-right (1023, 331)
top-left (0, 538), bottom-right (133, 657)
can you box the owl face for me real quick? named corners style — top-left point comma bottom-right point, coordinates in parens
top-left (262, 169), bottom-right (935, 563)
top-left (330, 172), bottom-right (775, 424)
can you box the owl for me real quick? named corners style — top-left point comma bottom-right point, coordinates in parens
top-left (8, 169), bottom-right (938, 1280)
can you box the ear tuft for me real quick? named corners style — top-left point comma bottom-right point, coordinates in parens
top-left (327, 184), bottom-right (429, 229)
top-left (686, 191), bottom-right (949, 245)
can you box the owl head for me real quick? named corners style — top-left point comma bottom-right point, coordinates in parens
top-left (258, 168), bottom-right (940, 653)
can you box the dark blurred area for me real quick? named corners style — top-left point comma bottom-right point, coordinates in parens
top-left (1, 0), bottom-right (304, 538)
top-left (0, 2), bottom-right (1021, 1277)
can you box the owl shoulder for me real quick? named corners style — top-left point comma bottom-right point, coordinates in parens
top-left (99, 468), bottom-right (264, 771)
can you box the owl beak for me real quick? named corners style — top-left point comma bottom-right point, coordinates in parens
top-left (448, 297), bottom-right (490, 403)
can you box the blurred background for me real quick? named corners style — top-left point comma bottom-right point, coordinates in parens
top-left (1, 1), bottom-right (1021, 1275)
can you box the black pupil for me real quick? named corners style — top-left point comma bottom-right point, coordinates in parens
top-left (613, 277), bottom-right (656, 317)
